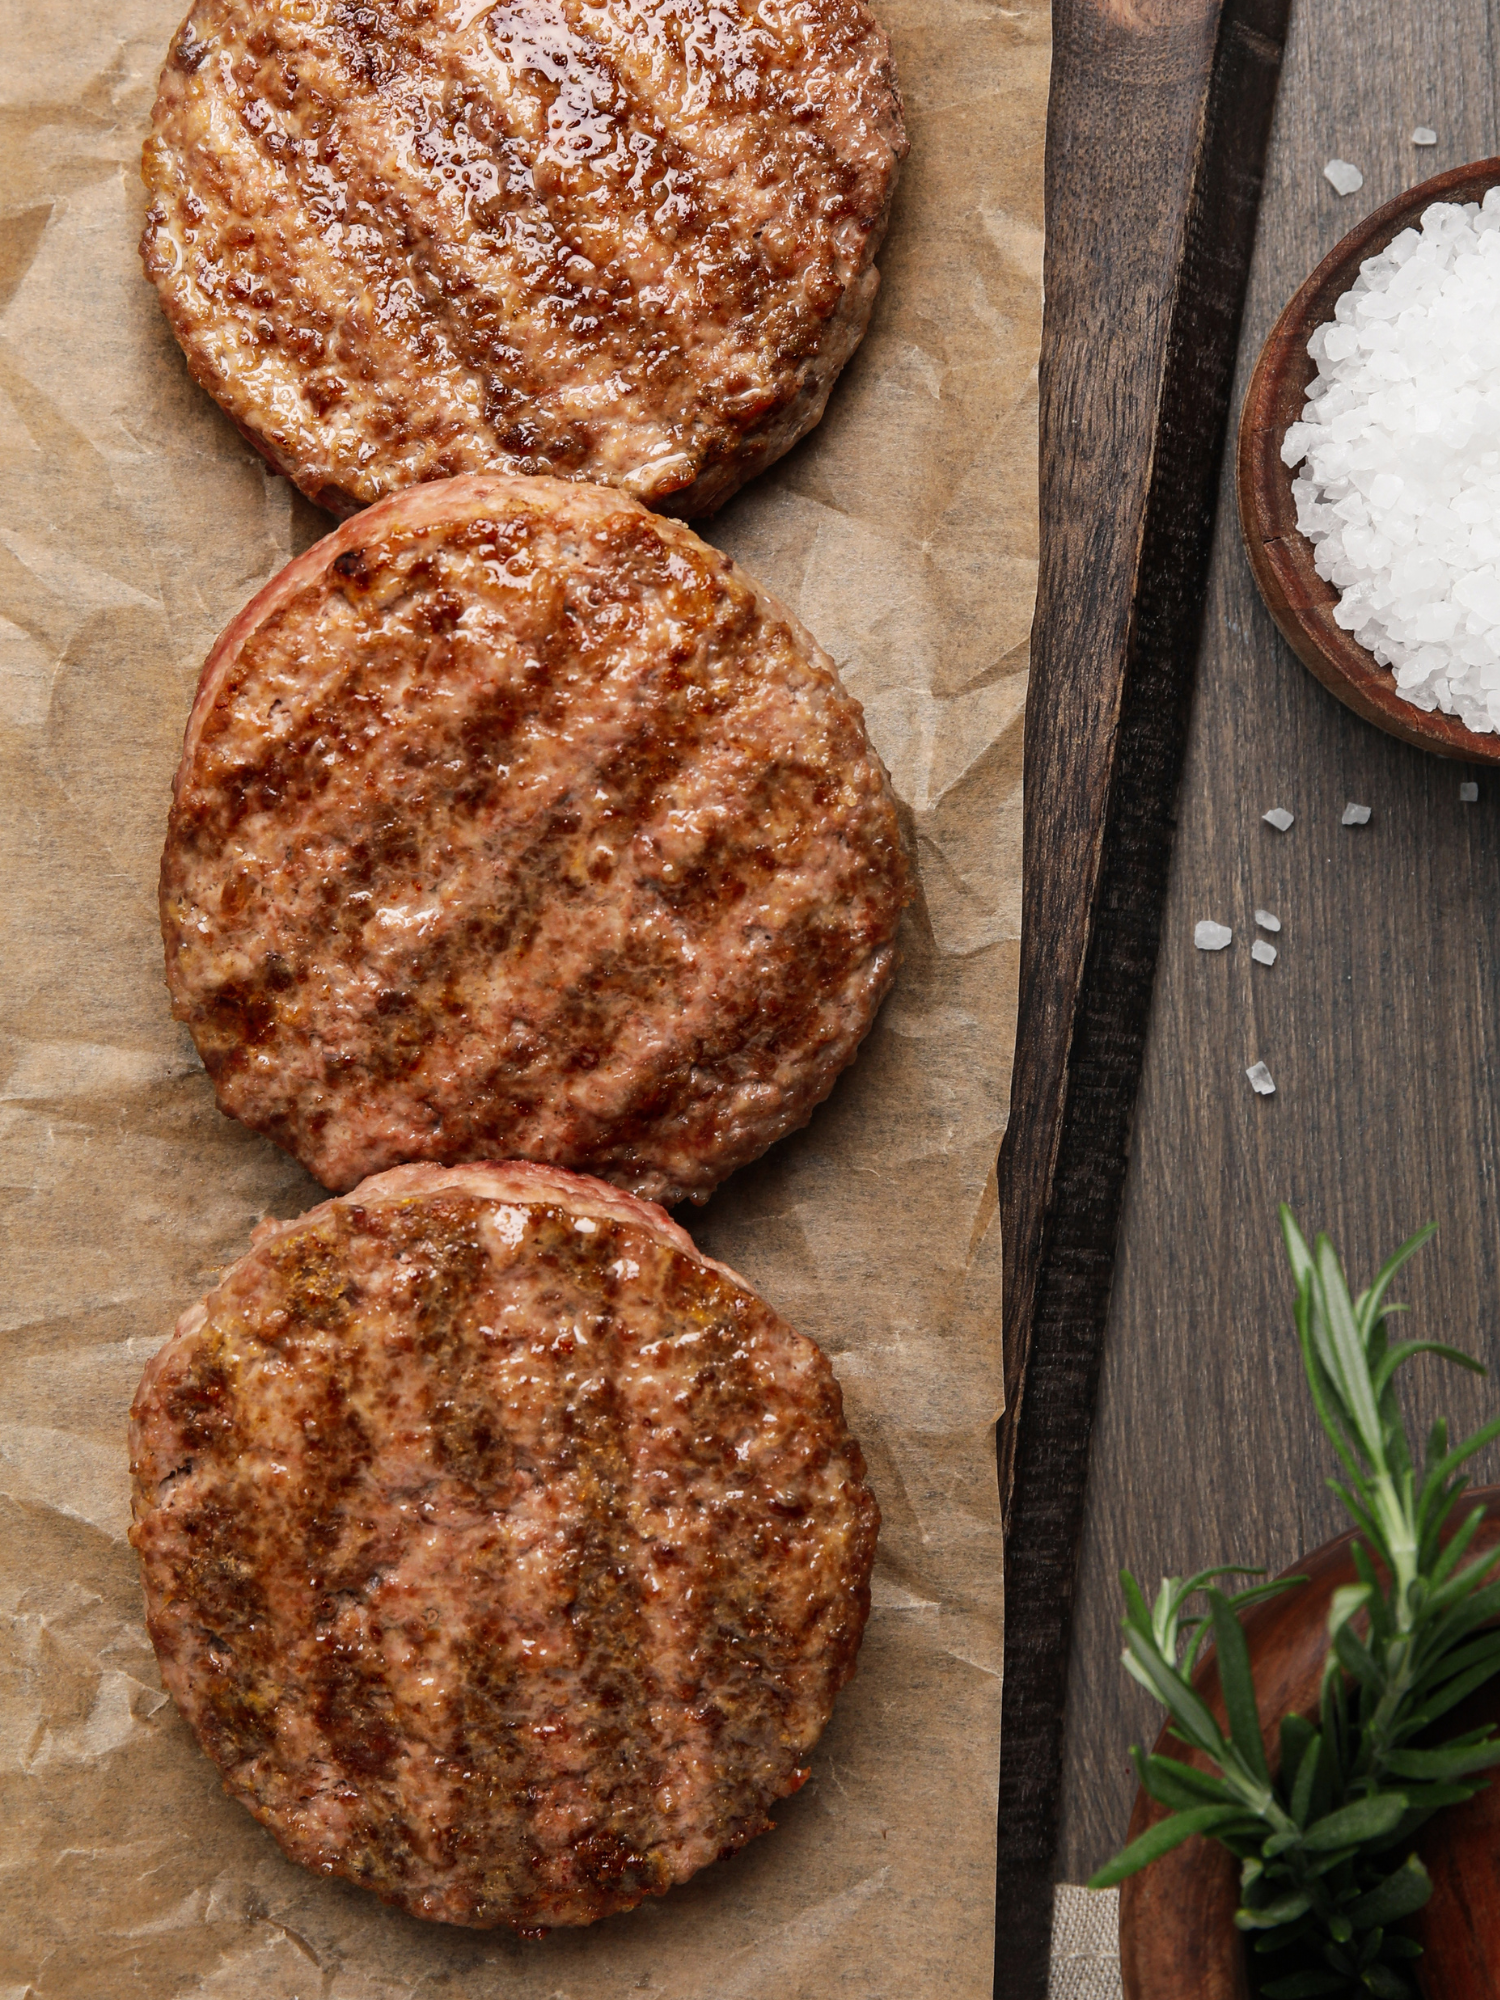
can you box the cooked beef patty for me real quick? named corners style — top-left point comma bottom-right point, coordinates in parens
top-left (139, 0), bottom-right (906, 518)
top-left (160, 474), bottom-right (907, 1203)
top-left (129, 1161), bottom-right (879, 1931)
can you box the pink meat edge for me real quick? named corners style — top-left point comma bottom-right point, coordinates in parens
top-left (144, 1160), bottom-right (759, 1378)
top-left (173, 475), bottom-right (653, 788)
top-left (170, 472), bottom-right (861, 793)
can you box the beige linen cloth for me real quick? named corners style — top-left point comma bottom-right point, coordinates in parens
top-left (1049, 1886), bottom-right (1123, 1999)
top-left (0, 1), bottom-right (1048, 1994)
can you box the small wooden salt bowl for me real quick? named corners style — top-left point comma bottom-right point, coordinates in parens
top-left (1117, 1488), bottom-right (1500, 1998)
top-left (1237, 159), bottom-right (1500, 763)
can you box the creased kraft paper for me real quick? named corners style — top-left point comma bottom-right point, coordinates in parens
top-left (0, 1), bottom-right (1047, 1992)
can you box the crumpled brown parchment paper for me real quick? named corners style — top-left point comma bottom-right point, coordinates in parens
top-left (0, 1), bottom-right (1047, 1992)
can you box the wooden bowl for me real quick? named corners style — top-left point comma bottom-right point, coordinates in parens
top-left (1237, 159), bottom-right (1500, 762)
top-left (1118, 1488), bottom-right (1500, 1998)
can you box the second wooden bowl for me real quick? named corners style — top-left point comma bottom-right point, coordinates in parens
top-left (1118, 1489), bottom-right (1500, 1998)
top-left (1237, 159), bottom-right (1500, 763)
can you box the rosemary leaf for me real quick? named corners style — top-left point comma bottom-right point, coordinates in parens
top-left (1086, 1804), bottom-right (1247, 1889)
top-left (1212, 1589), bottom-right (1271, 1785)
top-left (1236, 1889), bottom-right (1314, 1930)
top-left (1342, 1855), bottom-right (1431, 1928)
top-left (1383, 1739), bottom-right (1500, 1781)
top-left (1136, 1751), bottom-right (1238, 1809)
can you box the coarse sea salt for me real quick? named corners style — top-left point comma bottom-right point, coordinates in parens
top-left (1412, 127), bottom-right (1438, 147)
top-left (1246, 1062), bottom-right (1276, 1095)
top-left (1195, 920), bottom-right (1233, 951)
top-left (1342, 801), bottom-right (1372, 825)
top-left (1255, 908), bottom-right (1282, 932)
top-left (1282, 191), bottom-right (1500, 733)
top-left (1251, 939), bottom-right (1278, 966)
top-left (1325, 159), bottom-right (1365, 196)
top-left (1461, 780), bottom-right (1480, 801)
top-left (1263, 806), bottom-right (1295, 831)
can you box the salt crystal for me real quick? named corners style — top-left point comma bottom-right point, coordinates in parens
top-left (1246, 1062), bottom-right (1277, 1096)
top-left (1194, 920), bottom-right (1233, 951)
top-left (1255, 908), bottom-right (1282, 932)
top-left (1461, 780), bottom-right (1480, 801)
top-left (1251, 940), bottom-right (1278, 966)
top-left (1325, 159), bottom-right (1365, 196)
top-left (1342, 801), bottom-right (1372, 825)
top-left (1263, 806), bottom-right (1295, 831)
top-left (1412, 128), bottom-right (1438, 147)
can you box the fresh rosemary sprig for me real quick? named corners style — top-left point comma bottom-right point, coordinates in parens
top-left (1089, 1208), bottom-right (1500, 1997)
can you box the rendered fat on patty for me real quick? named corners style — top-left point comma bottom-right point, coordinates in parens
top-left (160, 474), bottom-right (908, 1202)
top-left (140, 0), bottom-right (907, 518)
top-left (129, 1161), bottom-right (880, 1931)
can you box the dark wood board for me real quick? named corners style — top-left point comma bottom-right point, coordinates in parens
top-left (995, 0), bottom-right (1290, 1987)
top-left (1054, 0), bottom-right (1500, 1892)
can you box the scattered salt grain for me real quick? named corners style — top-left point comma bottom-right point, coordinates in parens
top-left (1342, 802), bottom-right (1372, 825)
top-left (1324, 158), bottom-right (1365, 196)
top-left (1255, 908), bottom-right (1282, 932)
top-left (1263, 806), bottom-right (1295, 832)
top-left (1246, 1062), bottom-right (1277, 1096)
top-left (1282, 191), bottom-right (1500, 733)
top-left (1251, 940), bottom-right (1278, 966)
top-left (1461, 780), bottom-right (1480, 801)
top-left (1195, 920), bottom-right (1233, 951)
top-left (1412, 128), bottom-right (1438, 147)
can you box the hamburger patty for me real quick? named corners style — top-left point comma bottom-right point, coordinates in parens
top-left (139, 0), bottom-right (906, 518)
top-left (129, 1161), bottom-right (879, 1931)
top-left (160, 474), bottom-right (908, 1203)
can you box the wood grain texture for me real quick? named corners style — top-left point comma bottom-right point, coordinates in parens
top-left (996, 0), bottom-right (1289, 1986)
top-left (1057, 0), bottom-right (1500, 1888)
top-left (1116, 1494), bottom-right (1500, 1999)
top-left (999, 0), bottom-right (1222, 1527)
top-left (1239, 157), bottom-right (1500, 763)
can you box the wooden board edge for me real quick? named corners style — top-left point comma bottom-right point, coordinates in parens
top-left (994, 1), bottom-right (1293, 1992)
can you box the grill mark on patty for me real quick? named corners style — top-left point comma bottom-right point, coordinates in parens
top-left (672, 1254), bottom-right (809, 1833)
top-left (470, 1211), bottom-right (678, 1921)
top-left (139, 0), bottom-right (904, 511)
top-left (554, 1366), bottom-right (670, 1909)
top-left (362, 1198), bottom-right (549, 1913)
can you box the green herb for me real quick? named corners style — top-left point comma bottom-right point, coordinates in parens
top-left (1089, 1208), bottom-right (1500, 1996)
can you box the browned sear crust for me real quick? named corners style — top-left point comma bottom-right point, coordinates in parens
top-left (140, 0), bottom-right (907, 517)
top-left (160, 475), bottom-right (908, 1203)
top-left (129, 1163), bottom-right (879, 1931)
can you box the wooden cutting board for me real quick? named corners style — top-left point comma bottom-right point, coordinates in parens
top-left (995, 1), bottom-right (1292, 1990)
